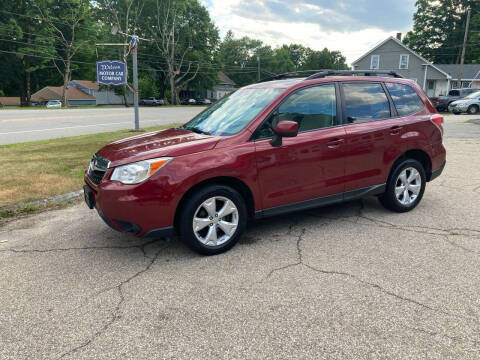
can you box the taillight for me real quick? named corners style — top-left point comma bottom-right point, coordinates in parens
top-left (435, 98), bottom-right (440, 104)
top-left (431, 114), bottom-right (444, 135)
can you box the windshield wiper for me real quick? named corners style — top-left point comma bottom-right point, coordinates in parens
top-left (183, 126), bottom-right (211, 136)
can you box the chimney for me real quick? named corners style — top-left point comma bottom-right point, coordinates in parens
top-left (396, 32), bottom-right (402, 41)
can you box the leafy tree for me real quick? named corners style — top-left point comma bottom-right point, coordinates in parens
top-left (138, 75), bottom-right (159, 98)
top-left (149, 0), bottom-right (219, 104)
top-left (35, 0), bottom-right (96, 107)
top-left (404, 0), bottom-right (480, 63)
top-left (0, 0), bottom-right (56, 104)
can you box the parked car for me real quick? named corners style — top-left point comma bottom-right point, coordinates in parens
top-left (46, 100), bottom-right (61, 108)
top-left (448, 90), bottom-right (480, 114)
top-left (139, 97), bottom-right (163, 106)
top-left (182, 98), bottom-right (197, 105)
top-left (195, 98), bottom-right (212, 105)
top-left (430, 88), bottom-right (478, 111)
top-left (84, 70), bottom-right (446, 255)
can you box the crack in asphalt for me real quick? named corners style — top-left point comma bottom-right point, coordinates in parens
top-left (56, 244), bottom-right (166, 359)
top-left (0, 238), bottom-right (162, 256)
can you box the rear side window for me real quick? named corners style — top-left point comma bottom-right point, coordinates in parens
top-left (255, 84), bottom-right (337, 139)
top-left (342, 82), bottom-right (391, 123)
top-left (386, 83), bottom-right (424, 116)
top-left (449, 90), bottom-right (460, 96)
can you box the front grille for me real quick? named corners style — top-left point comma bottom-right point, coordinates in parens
top-left (87, 153), bottom-right (110, 186)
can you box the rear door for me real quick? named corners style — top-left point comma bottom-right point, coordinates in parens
top-left (253, 83), bottom-right (347, 210)
top-left (341, 81), bottom-right (405, 192)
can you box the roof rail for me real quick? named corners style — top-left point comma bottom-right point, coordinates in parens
top-left (305, 69), bottom-right (404, 80)
top-left (257, 70), bottom-right (326, 83)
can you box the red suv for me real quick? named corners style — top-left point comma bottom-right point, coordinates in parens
top-left (84, 70), bottom-right (446, 255)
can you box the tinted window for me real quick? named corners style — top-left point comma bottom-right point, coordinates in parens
top-left (386, 83), bottom-right (424, 116)
top-left (343, 82), bottom-right (391, 123)
top-left (255, 84), bottom-right (337, 139)
top-left (449, 90), bottom-right (460, 96)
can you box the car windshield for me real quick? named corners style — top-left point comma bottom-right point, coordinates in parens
top-left (464, 91), bottom-right (480, 99)
top-left (182, 87), bottom-right (283, 136)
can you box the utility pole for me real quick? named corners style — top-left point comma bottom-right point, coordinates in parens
top-left (457, 8), bottom-right (471, 88)
top-left (131, 36), bottom-right (140, 130)
top-left (110, 27), bottom-right (151, 131)
top-left (257, 56), bottom-right (260, 81)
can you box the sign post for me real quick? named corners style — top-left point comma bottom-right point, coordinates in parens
top-left (129, 36), bottom-right (140, 131)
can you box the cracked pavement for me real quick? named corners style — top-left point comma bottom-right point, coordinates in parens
top-left (1, 114), bottom-right (480, 359)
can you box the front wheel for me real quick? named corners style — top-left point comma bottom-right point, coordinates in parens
top-left (379, 159), bottom-right (426, 213)
top-left (178, 185), bottom-right (247, 255)
top-left (468, 105), bottom-right (479, 114)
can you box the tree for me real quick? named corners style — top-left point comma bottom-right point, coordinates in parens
top-left (138, 74), bottom-right (159, 98)
top-left (0, 0), bottom-right (56, 105)
top-left (96, 0), bottom-right (146, 106)
top-left (35, 0), bottom-right (95, 107)
top-left (404, 0), bottom-right (480, 63)
top-left (151, 0), bottom-right (219, 104)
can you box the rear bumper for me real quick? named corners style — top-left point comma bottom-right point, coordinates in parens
top-left (429, 161), bottom-right (446, 182)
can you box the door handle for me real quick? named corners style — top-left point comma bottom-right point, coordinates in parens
top-left (390, 125), bottom-right (403, 135)
top-left (326, 138), bottom-right (344, 148)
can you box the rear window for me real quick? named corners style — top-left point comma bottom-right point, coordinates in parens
top-left (343, 82), bottom-right (391, 123)
top-left (386, 83), bottom-right (424, 116)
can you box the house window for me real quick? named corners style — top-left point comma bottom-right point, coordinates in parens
top-left (399, 54), bottom-right (409, 69)
top-left (427, 80), bottom-right (435, 90)
top-left (370, 55), bottom-right (380, 70)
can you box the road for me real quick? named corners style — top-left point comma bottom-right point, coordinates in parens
top-left (0, 106), bottom-right (205, 145)
top-left (1, 115), bottom-right (480, 359)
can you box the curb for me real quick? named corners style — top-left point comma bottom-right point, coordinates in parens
top-left (1, 190), bottom-right (83, 212)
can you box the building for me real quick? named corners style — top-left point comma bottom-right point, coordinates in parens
top-left (180, 72), bottom-right (236, 101)
top-left (69, 80), bottom-right (133, 105)
top-left (32, 86), bottom-right (96, 106)
top-left (352, 35), bottom-right (452, 97)
top-left (205, 72), bottom-right (236, 100)
top-left (435, 64), bottom-right (480, 90)
top-left (0, 97), bottom-right (21, 106)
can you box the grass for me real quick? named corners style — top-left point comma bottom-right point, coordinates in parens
top-left (0, 123), bottom-right (180, 208)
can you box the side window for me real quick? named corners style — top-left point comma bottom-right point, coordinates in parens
top-left (386, 83), bottom-right (424, 116)
top-left (255, 84), bottom-right (337, 139)
top-left (343, 82), bottom-right (391, 123)
top-left (449, 90), bottom-right (460, 96)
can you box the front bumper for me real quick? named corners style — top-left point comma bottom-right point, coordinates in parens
top-left (449, 104), bottom-right (468, 113)
top-left (84, 174), bottom-right (178, 238)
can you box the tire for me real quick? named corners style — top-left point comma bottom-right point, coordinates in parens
top-left (379, 159), bottom-right (426, 213)
top-left (467, 105), bottom-right (479, 114)
top-left (178, 185), bottom-right (247, 255)
top-left (453, 112), bottom-right (462, 115)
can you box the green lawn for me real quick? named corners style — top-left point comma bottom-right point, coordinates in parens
top-left (0, 124), bottom-right (180, 208)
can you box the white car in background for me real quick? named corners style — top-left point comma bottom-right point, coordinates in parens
top-left (46, 100), bottom-right (62, 108)
top-left (448, 91), bottom-right (480, 114)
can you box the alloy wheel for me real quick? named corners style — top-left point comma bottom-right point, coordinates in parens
top-left (394, 167), bottom-right (422, 205)
top-left (192, 196), bottom-right (239, 246)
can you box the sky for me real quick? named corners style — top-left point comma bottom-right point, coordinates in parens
top-left (201, 0), bottom-right (417, 65)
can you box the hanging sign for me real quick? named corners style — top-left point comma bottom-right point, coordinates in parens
top-left (96, 60), bottom-right (127, 85)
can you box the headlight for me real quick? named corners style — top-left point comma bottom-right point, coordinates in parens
top-left (110, 157), bottom-right (172, 184)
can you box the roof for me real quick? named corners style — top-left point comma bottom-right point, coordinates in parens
top-left (352, 36), bottom-right (451, 79)
top-left (71, 80), bottom-right (100, 90)
top-left (0, 97), bottom-right (21, 106)
top-left (217, 71), bottom-right (235, 85)
top-left (435, 64), bottom-right (480, 80)
top-left (32, 86), bottom-right (96, 101)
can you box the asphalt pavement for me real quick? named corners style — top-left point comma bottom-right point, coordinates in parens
top-left (0, 106), bottom-right (205, 145)
top-left (1, 115), bottom-right (480, 359)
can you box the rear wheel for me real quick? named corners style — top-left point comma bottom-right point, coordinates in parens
top-left (379, 159), bottom-right (426, 213)
top-left (178, 185), bottom-right (247, 255)
top-left (468, 105), bottom-right (479, 114)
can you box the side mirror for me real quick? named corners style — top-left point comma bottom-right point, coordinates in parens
top-left (271, 120), bottom-right (298, 147)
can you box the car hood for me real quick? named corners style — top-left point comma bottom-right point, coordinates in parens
top-left (97, 127), bottom-right (219, 167)
top-left (451, 99), bottom-right (469, 105)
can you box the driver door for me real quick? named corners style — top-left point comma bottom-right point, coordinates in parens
top-left (253, 83), bottom-right (347, 212)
